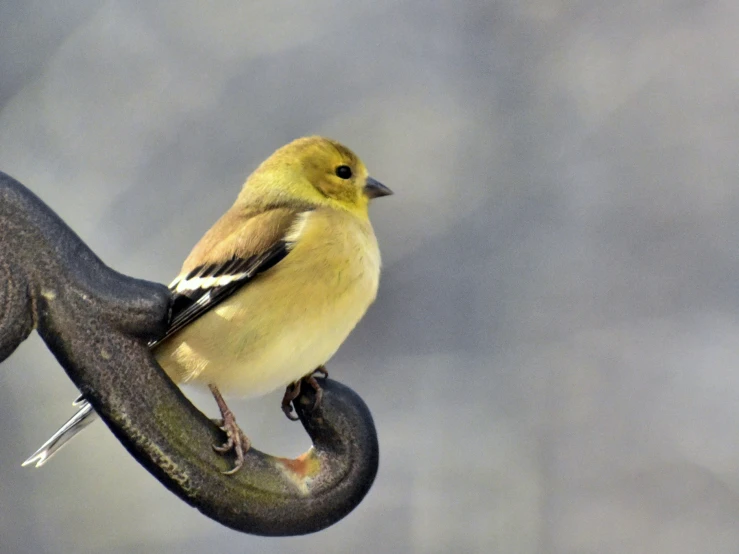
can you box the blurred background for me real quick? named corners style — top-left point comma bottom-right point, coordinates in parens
top-left (2, 1), bottom-right (739, 553)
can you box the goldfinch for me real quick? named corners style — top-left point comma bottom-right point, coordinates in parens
top-left (23, 136), bottom-right (392, 473)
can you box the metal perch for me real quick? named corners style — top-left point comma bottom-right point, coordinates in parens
top-left (0, 171), bottom-right (379, 536)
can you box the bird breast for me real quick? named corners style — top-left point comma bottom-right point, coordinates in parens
top-left (155, 209), bottom-right (381, 397)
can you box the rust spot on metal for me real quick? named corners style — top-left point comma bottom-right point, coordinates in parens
top-left (276, 450), bottom-right (320, 479)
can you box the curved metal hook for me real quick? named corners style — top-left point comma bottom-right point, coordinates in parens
top-left (0, 172), bottom-right (379, 536)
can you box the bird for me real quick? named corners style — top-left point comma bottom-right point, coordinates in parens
top-left (23, 135), bottom-right (392, 474)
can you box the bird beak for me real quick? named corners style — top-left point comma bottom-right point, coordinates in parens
top-left (364, 177), bottom-right (393, 199)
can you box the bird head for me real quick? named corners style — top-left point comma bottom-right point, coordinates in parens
top-left (240, 136), bottom-right (392, 216)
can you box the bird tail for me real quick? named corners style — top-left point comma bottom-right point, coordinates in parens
top-left (22, 400), bottom-right (99, 468)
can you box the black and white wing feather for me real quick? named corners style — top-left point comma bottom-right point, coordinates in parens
top-left (155, 242), bottom-right (288, 347)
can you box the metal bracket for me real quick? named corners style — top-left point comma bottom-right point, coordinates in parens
top-left (0, 171), bottom-right (379, 535)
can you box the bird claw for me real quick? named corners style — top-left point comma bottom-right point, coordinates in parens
top-left (281, 381), bottom-right (302, 421)
top-left (209, 384), bottom-right (250, 475)
top-left (212, 413), bottom-right (250, 475)
top-left (306, 375), bottom-right (324, 412)
top-left (312, 365), bottom-right (329, 379)
top-left (281, 366), bottom-right (328, 421)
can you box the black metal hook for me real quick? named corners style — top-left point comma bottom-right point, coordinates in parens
top-left (0, 171), bottom-right (379, 536)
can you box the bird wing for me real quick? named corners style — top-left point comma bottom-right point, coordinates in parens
top-left (151, 205), bottom-right (312, 348)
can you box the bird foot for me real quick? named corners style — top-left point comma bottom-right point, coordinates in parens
top-left (281, 381), bottom-right (302, 421)
top-left (209, 384), bottom-right (250, 475)
top-left (281, 366), bottom-right (328, 421)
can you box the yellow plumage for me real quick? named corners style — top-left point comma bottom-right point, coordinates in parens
top-left (157, 207), bottom-right (381, 396)
top-left (23, 135), bottom-right (392, 471)
top-left (159, 135), bottom-right (386, 395)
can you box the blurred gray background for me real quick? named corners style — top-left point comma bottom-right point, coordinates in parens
top-left (2, 1), bottom-right (739, 553)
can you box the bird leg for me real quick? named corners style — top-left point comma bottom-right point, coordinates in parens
top-left (304, 371), bottom-right (324, 412)
top-left (281, 366), bottom-right (329, 420)
top-left (209, 383), bottom-right (250, 475)
top-left (313, 365), bottom-right (329, 379)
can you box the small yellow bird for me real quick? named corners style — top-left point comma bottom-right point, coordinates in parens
top-left (24, 136), bottom-right (392, 473)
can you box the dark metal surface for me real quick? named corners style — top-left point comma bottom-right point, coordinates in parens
top-left (0, 171), bottom-right (379, 536)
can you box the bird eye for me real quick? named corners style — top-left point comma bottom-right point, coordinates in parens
top-left (335, 165), bottom-right (352, 179)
